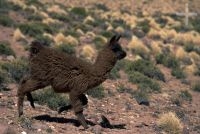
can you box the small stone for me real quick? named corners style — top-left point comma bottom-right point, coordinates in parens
top-left (7, 55), bottom-right (15, 61)
top-left (21, 131), bottom-right (27, 134)
top-left (37, 129), bottom-right (41, 132)
top-left (8, 120), bottom-right (13, 125)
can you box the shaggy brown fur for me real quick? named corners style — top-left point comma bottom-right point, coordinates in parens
top-left (17, 35), bottom-right (126, 129)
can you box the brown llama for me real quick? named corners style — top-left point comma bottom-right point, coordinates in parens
top-left (17, 35), bottom-right (127, 129)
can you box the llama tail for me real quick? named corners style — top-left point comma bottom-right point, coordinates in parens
top-left (26, 92), bottom-right (35, 108)
top-left (30, 40), bottom-right (44, 56)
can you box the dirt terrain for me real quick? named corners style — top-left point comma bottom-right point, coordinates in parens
top-left (0, 0), bottom-right (200, 134)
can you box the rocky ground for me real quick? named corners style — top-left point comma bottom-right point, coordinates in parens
top-left (0, 0), bottom-right (200, 134)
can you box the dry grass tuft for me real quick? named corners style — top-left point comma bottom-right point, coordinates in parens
top-left (42, 17), bottom-right (59, 24)
top-left (80, 45), bottom-right (96, 61)
top-left (54, 33), bottom-right (78, 46)
top-left (157, 112), bottom-right (183, 134)
top-left (128, 36), bottom-right (149, 53)
top-left (151, 41), bottom-right (162, 54)
top-left (115, 26), bottom-right (125, 33)
top-left (8, 0), bottom-right (27, 9)
top-left (83, 16), bottom-right (95, 24)
top-left (183, 64), bottom-right (198, 75)
top-left (175, 47), bottom-right (188, 60)
top-left (13, 28), bottom-right (25, 41)
top-left (47, 5), bottom-right (67, 15)
top-left (38, 11), bottom-right (49, 18)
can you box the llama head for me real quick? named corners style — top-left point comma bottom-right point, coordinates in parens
top-left (108, 35), bottom-right (126, 60)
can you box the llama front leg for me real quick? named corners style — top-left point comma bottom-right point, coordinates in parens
top-left (69, 92), bottom-right (88, 129)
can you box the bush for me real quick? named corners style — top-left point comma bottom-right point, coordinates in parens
top-left (157, 112), bottom-right (183, 134)
top-left (109, 66), bottom-right (120, 80)
top-left (0, 15), bottom-right (14, 27)
top-left (134, 89), bottom-right (149, 106)
top-left (32, 87), bottom-right (69, 110)
top-left (179, 90), bottom-right (192, 102)
top-left (171, 67), bottom-right (186, 79)
top-left (116, 84), bottom-right (134, 94)
top-left (128, 59), bottom-right (165, 81)
top-left (156, 54), bottom-right (180, 69)
top-left (50, 12), bottom-right (70, 22)
top-left (136, 19), bottom-right (150, 34)
top-left (192, 83), bottom-right (200, 92)
top-left (0, 68), bottom-right (9, 91)
top-left (128, 71), bottom-right (161, 92)
top-left (87, 85), bottom-right (105, 99)
top-left (93, 36), bottom-right (107, 50)
top-left (184, 43), bottom-right (200, 54)
top-left (70, 7), bottom-right (87, 17)
top-left (35, 35), bottom-right (53, 46)
top-left (56, 44), bottom-right (75, 55)
top-left (0, 42), bottom-right (15, 56)
top-left (19, 23), bottom-right (55, 37)
top-left (94, 3), bottom-right (109, 11)
top-left (1, 59), bottom-right (28, 83)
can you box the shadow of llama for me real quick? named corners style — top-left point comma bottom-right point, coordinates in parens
top-left (17, 35), bottom-right (127, 129)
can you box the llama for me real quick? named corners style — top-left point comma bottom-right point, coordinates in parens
top-left (17, 35), bottom-right (126, 129)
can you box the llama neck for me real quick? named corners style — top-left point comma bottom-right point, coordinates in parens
top-left (92, 48), bottom-right (117, 76)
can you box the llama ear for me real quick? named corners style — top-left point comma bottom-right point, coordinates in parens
top-left (110, 35), bottom-right (117, 44)
top-left (116, 35), bottom-right (121, 41)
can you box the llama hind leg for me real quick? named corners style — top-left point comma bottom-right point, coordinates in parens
top-left (69, 92), bottom-right (88, 129)
top-left (58, 94), bottom-right (88, 113)
top-left (17, 78), bottom-right (47, 117)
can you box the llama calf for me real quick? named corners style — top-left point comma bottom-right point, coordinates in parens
top-left (17, 35), bottom-right (126, 129)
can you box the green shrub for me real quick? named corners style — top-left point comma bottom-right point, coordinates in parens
top-left (50, 12), bottom-right (70, 22)
top-left (134, 89), bottom-right (149, 105)
top-left (0, 42), bottom-right (15, 56)
top-left (184, 43), bottom-right (200, 54)
top-left (109, 66), bottom-right (120, 80)
top-left (56, 44), bottom-right (75, 55)
top-left (128, 71), bottom-right (161, 92)
top-left (35, 35), bottom-right (53, 46)
top-left (32, 87), bottom-right (69, 110)
top-left (101, 31), bottom-right (113, 38)
top-left (1, 59), bottom-right (28, 83)
top-left (0, 68), bottom-right (9, 91)
top-left (171, 67), bottom-right (186, 79)
top-left (191, 17), bottom-right (200, 33)
top-left (136, 19), bottom-right (150, 33)
top-left (94, 3), bottom-right (109, 11)
top-left (19, 23), bottom-right (55, 37)
top-left (70, 7), bottom-right (87, 17)
top-left (156, 54), bottom-right (180, 68)
top-left (27, 14), bottom-right (43, 21)
top-left (116, 84), bottom-right (134, 94)
top-left (128, 59), bottom-right (165, 81)
top-left (0, 15), bottom-right (14, 27)
top-left (179, 90), bottom-right (192, 102)
top-left (25, 0), bottom-right (43, 7)
top-left (87, 85), bottom-right (105, 99)
top-left (192, 83), bottom-right (200, 92)
top-left (93, 36), bottom-right (106, 49)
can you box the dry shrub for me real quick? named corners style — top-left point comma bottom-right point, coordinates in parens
top-left (80, 45), bottom-right (96, 61)
top-left (38, 11), bottom-right (49, 18)
top-left (115, 26), bottom-right (125, 33)
top-left (47, 5), bottom-right (67, 15)
top-left (42, 17), bottom-right (59, 25)
top-left (183, 64), bottom-right (198, 75)
top-left (157, 112), bottom-right (183, 134)
top-left (83, 16), bottom-right (94, 24)
top-left (54, 33), bottom-right (78, 46)
top-left (151, 41), bottom-right (162, 54)
top-left (175, 47), bottom-right (188, 60)
top-left (189, 52), bottom-right (200, 62)
top-left (148, 17), bottom-right (160, 30)
top-left (13, 28), bottom-right (25, 41)
top-left (8, 0), bottom-right (27, 9)
top-left (128, 36), bottom-right (149, 53)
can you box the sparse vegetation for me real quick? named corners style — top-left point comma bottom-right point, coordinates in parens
top-left (136, 19), bottom-right (150, 34)
top-left (192, 83), bottom-right (200, 92)
top-left (0, 42), bottom-right (15, 56)
top-left (87, 85), bottom-right (105, 99)
top-left (70, 7), bottom-right (87, 17)
top-left (0, 15), bottom-right (14, 27)
top-left (128, 59), bottom-right (165, 81)
top-left (56, 43), bottom-right (75, 55)
top-left (32, 87), bottom-right (69, 110)
top-left (1, 58), bottom-right (28, 83)
top-left (179, 90), bottom-right (192, 102)
top-left (157, 112), bottom-right (183, 134)
top-left (0, 68), bottom-right (9, 91)
top-left (19, 22), bottom-right (55, 37)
